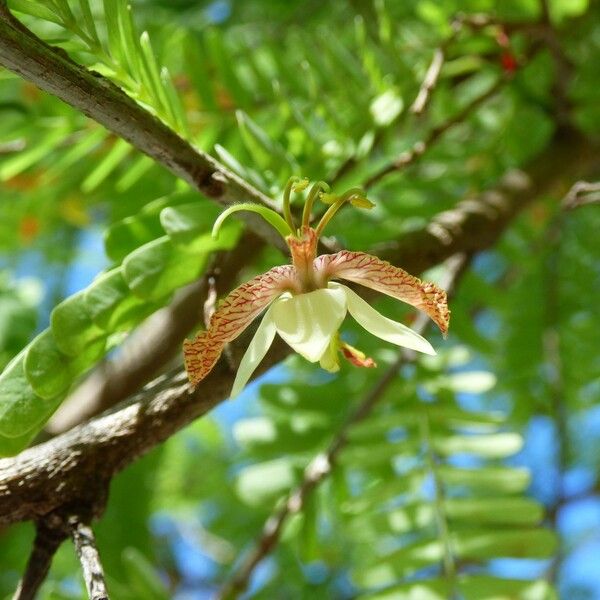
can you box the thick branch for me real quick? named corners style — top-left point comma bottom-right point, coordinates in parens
top-left (70, 519), bottom-right (109, 600)
top-left (0, 6), bottom-right (288, 250)
top-left (0, 128), bottom-right (592, 529)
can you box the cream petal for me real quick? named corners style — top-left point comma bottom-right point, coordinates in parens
top-left (271, 286), bottom-right (347, 362)
top-left (332, 283), bottom-right (436, 355)
top-left (230, 308), bottom-right (277, 398)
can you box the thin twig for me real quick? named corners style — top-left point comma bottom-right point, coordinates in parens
top-left (411, 14), bottom-right (498, 116)
top-left (410, 47), bottom-right (445, 115)
top-left (562, 181), bottom-right (600, 210)
top-left (216, 254), bottom-right (469, 599)
top-left (365, 77), bottom-right (505, 189)
top-left (70, 518), bottom-right (109, 600)
top-left (12, 517), bottom-right (68, 600)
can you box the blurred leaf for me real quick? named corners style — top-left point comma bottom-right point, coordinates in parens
top-left (50, 290), bottom-right (106, 356)
top-left (236, 458), bottom-right (298, 506)
top-left (370, 89), bottom-right (403, 127)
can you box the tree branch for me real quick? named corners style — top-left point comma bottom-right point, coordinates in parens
top-left (70, 519), bottom-right (109, 600)
top-left (12, 516), bottom-right (68, 600)
top-left (217, 254), bottom-right (468, 599)
top-left (0, 5), bottom-right (289, 251)
top-left (562, 180), bottom-right (600, 210)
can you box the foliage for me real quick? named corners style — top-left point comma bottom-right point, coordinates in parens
top-left (0, 0), bottom-right (599, 598)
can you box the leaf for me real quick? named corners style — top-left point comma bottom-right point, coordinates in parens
top-left (453, 528), bottom-right (557, 560)
top-left (84, 267), bottom-right (156, 331)
top-left (438, 466), bottom-right (531, 494)
top-left (116, 0), bottom-right (142, 81)
top-left (50, 290), bottom-right (107, 356)
top-left (122, 548), bottom-right (170, 600)
top-left (236, 110), bottom-right (296, 172)
top-left (159, 203), bottom-right (241, 251)
top-left (233, 416), bottom-right (277, 448)
top-left (122, 236), bottom-right (206, 300)
top-left (116, 154), bottom-right (154, 192)
top-left (139, 32), bottom-right (174, 124)
top-left (458, 575), bottom-right (556, 600)
top-left (0, 127), bottom-right (67, 180)
top-left (0, 352), bottom-right (63, 439)
top-left (370, 89), bottom-right (404, 127)
top-left (81, 138), bottom-right (131, 193)
top-left (104, 190), bottom-right (198, 262)
top-left (360, 578), bottom-right (448, 600)
top-left (358, 575), bottom-right (555, 600)
top-left (24, 330), bottom-right (73, 399)
top-left (432, 432), bottom-right (523, 459)
top-left (103, 0), bottom-right (124, 63)
top-left (357, 538), bottom-right (444, 585)
top-left (214, 144), bottom-right (268, 191)
top-left (426, 371), bottom-right (497, 394)
top-left (8, 0), bottom-right (64, 25)
top-left (204, 28), bottom-right (251, 107)
top-left (25, 328), bottom-right (105, 400)
top-left (236, 458), bottom-right (298, 506)
top-left (338, 440), bottom-right (417, 468)
top-left (445, 497), bottom-right (544, 526)
top-left (343, 470), bottom-right (426, 514)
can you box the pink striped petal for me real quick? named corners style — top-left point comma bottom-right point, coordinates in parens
top-left (314, 251), bottom-right (449, 335)
top-left (184, 265), bottom-right (299, 386)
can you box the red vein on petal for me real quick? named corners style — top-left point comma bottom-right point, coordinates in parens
top-left (314, 251), bottom-right (450, 335)
top-left (184, 265), bottom-right (299, 386)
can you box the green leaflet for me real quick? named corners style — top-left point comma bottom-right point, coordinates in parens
top-left (160, 202), bottom-right (242, 250)
top-left (357, 529), bottom-right (556, 587)
top-left (121, 548), bottom-right (171, 600)
top-left (235, 457), bottom-right (299, 506)
top-left (25, 330), bottom-right (81, 399)
top-left (432, 432), bottom-right (523, 458)
top-left (370, 88), bottom-right (404, 127)
top-left (438, 465), bottom-right (531, 494)
top-left (360, 575), bottom-right (556, 600)
top-left (84, 267), bottom-right (158, 332)
top-left (104, 190), bottom-right (202, 263)
top-left (0, 352), bottom-right (64, 440)
top-left (123, 223), bottom-right (238, 300)
top-left (50, 290), bottom-right (107, 357)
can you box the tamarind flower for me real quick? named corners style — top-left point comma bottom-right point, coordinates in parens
top-left (184, 178), bottom-right (449, 397)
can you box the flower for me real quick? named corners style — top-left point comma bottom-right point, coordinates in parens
top-left (184, 178), bottom-right (449, 397)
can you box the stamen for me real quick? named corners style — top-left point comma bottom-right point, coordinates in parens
top-left (314, 188), bottom-right (371, 237)
top-left (282, 176), bottom-right (300, 232)
top-left (302, 181), bottom-right (330, 230)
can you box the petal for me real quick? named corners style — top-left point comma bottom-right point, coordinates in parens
top-left (271, 286), bottom-right (347, 362)
top-left (314, 251), bottom-right (449, 335)
top-left (319, 335), bottom-right (341, 373)
top-left (332, 283), bottom-right (436, 355)
top-left (184, 265), bottom-right (298, 386)
top-left (230, 307), bottom-right (277, 398)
